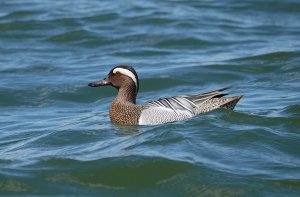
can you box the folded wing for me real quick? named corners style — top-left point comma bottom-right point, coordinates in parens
top-left (139, 87), bottom-right (241, 125)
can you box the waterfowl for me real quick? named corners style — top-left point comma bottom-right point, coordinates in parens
top-left (88, 65), bottom-right (242, 125)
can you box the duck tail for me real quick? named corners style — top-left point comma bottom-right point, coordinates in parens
top-left (219, 95), bottom-right (243, 110)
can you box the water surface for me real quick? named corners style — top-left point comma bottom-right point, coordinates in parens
top-left (1, 0), bottom-right (300, 196)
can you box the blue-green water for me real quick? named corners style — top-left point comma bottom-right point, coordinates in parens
top-left (1, 0), bottom-right (300, 196)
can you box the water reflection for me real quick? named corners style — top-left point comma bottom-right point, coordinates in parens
top-left (112, 124), bottom-right (141, 137)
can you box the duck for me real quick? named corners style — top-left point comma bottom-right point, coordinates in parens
top-left (88, 65), bottom-right (242, 125)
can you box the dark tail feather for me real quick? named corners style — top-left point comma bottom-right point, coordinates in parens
top-left (220, 95), bottom-right (243, 110)
top-left (212, 93), bottom-right (228, 98)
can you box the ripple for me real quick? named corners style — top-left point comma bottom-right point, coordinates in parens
top-left (46, 30), bottom-right (98, 43)
top-left (83, 13), bottom-right (120, 23)
top-left (0, 20), bottom-right (49, 32)
top-left (233, 51), bottom-right (295, 61)
top-left (155, 37), bottom-right (213, 48)
top-left (0, 64), bottom-right (60, 74)
top-left (26, 156), bottom-right (192, 187)
top-left (0, 10), bottom-right (43, 20)
top-left (280, 105), bottom-right (300, 117)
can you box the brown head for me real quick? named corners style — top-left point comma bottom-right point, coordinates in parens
top-left (88, 65), bottom-right (139, 104)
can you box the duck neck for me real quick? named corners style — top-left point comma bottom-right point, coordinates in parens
top-left (115, 85), bottom-right (137, 104)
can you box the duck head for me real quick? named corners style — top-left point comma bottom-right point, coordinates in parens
top-left (88, 65), bottom-right (139, 103)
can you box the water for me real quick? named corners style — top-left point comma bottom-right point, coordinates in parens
top-left (1, 0), bottom-right (300, 196)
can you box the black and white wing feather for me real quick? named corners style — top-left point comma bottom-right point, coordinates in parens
top-left (139, 88), bottom-right (230, 125)
top-left (145, 87), bottom-right (228, 113)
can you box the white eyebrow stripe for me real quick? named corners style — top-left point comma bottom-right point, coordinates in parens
top-left (113, 67), bottom-right (138, 90)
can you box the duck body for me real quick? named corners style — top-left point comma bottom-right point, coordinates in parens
top-left (89, 65), bottom-right (242, 125)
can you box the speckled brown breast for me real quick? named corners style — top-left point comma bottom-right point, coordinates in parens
top-left (109, 100), bottom-right (143, 125)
